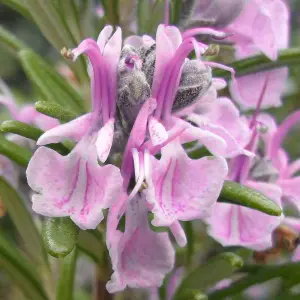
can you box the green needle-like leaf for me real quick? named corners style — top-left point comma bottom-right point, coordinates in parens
top-left (0, 134), bottom-right (31, 166)
top-left (0, 177), bottom-right (47, 264)
top-left (35, 101), bottom-right (78, 122)
top-left (19, 49), bottom-right (85, 114)
top-left (0, 0), bottom-right (33, 20)
top-left (1, 120), bottom-right (70, 155)
top-left (213, 48), bottom-right (300, 78)
top-left (0, 26), bottom-right (28, 55)
top-left (219, 181), bottom-right (282, 216)
top-left (42, 217), bottom-right (79, 258)
top-left (174, 252), bottom-right (243, 300)
top-left (77, 230), bottom-right (104, 264)
top-left (56, 247), bottom-right (78, 300)
top-left (208, 262), bottom-right (300, 299)
top-left (0, 233), bottom-right (48, 300)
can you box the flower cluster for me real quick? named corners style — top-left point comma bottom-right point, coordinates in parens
top-left (2, 0), bottom-right (295, 295)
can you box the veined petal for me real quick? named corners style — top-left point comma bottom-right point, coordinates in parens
top-left (148, 117), bottom-right (168, 146)
top-left (147, 140), bottom-right (228, 226)
top-left (37, 113), bottom-right (93, 146)
top-left (27, 144), bottom-right (123, 230)
top-left (97, 25), bottom-right (114, 52)
top-left (207, 181), bottom-right (282, 250)
top-left (230, 68), bottom-right (288, 109)
top-left (107, 196), bottom-right (175, 293)
top-left (96, 118), bottom-right (115, 163)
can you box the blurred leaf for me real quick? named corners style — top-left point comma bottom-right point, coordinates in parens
top-left (137, 0), bottom-right (151, 34)
top-left (0, 120), bottom-right (70, 155)
top-left (101, 0), bottom-right (120, 25)
top-left (56, 247), bottom-right (78, 300)
top-left (0, 0), bottom-right (32, 20)
top-left (19, 49), bottom-right (85, 114)
top-left (0, 26), bottom-right (28, 55)
top-left (171, 0), bottom-right (182, 25)
top-left (35, 101), bottom-right (78, 123)
top-left (213, 48), bottom-right (300, 78)
top-left (0, 177), bottom-right (47, 264)
top-left (0, 233), bottom-right (48, 300)
top-left (219, 181), bottom-right (282, 216)
top-left (174, 252), bottom-right (243, 300)
top-left (208, 262), bottom-right (300, 299)
top-left (42, 217), bottom-right (79, 258)
top-left (77, 229), bottom-right (104, 264)
top-left (0, 134), bottom-right (31, 166)
top-left (52, 0), bottom-right (82, 44)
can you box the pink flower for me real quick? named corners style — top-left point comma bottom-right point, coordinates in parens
top-left (106, 195), bottom-right (175, 293)
top-left (26, 26), bottom-right (124, 229)
top-left (206, 85), bottom-right (283, 250)
top-left (0, 78), bottom-right (58, 131)
top-left (225, 0), bottom-right (290, 109)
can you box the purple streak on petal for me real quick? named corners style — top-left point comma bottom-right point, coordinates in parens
top-left (249, 75), bottom-right (269, 129)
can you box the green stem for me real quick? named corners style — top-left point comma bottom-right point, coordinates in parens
top-left (184, 222), bottom-right (194, 269)
top-left (213, 48), bottom-right (300, 78)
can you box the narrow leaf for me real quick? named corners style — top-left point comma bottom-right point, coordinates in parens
top-left (35, 101), bottom-right (78, 123)
top-left (42, 217), bottom-right (79, 258)
top-left (77, 230), bottom-right (104, 263)
top-left (0, 0), bottom-right (32, 20)
top-left (0, 26), bottom-right (27, 55)
top-left (19, 49), bottom-right (85, 114)
top-left (0, 177), bottom-right (47, 264)
top-left (219, 180), bottom-right (282, 216)
top-left (213, 48), bottom-right (300, 79)
top-left (0, 134), bottom-right (31, 166)
top-left (174, 253), bottom-right (243, 300)
top-left (1, 120), bottom-right (70, 155)
top-left (0, 233), bottom-right (48, 300)
top-left (208, 262), bottom-right (300, 299)
top-left (56, 247), bottom-right (78, 300)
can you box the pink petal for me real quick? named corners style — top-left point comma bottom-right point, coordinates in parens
top-left (37, 113), bottom-right (93, 146)
top-left (147, 140), bottom-right (228, 226)
top-left (180, 123), bottom-right (227, 156)
top-left (97, 25), bottom-right (114, 52)
top-left (207, 181), bottom-right (282, 250)
top-left (107, 196), bottom-right (175, 293)
top-left (96, 118), bottom-right (114, 163)
top-left (148, 117), bottom-right (168, 146)
top-left (192, 97), bottom-right (252, 157)
top-left (252, 11), bottom-right (277, 60)
top-left (152, 25), bottom-right (181, 96)
top-left (231, 68), bottom-right (288, 109)
top-left (278, 177), bottom-right (300, 211)
top-left (27, 143), bottom-right (123, 229)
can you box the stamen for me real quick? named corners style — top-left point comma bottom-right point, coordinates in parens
top-left (132, 148), bottom-right (140, 182)
top-left (61, 47), bottom-right (74, 60)
top-left (182, 28), bottom-right (228, 40)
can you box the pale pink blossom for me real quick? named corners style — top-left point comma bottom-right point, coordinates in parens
top-left (26, 26), bottom-right (124, 229)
